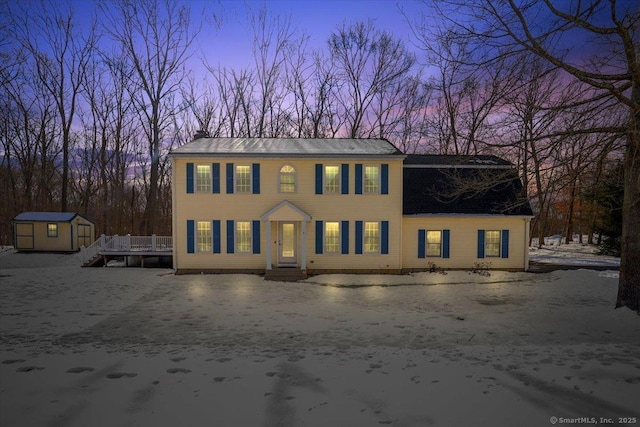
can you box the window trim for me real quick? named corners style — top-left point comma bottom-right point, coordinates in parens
top-left (425, 230), bottom-right (442, 257)
top-left (195, 164), bottom-right (212, 193)
top-left (47, 223), bottom-right (58, 238)
top-left (196, 220), bottom-right (212, 253)
top-left (324, 221), bottom-right (341, 254)
top-left (234, 165), bottom-right (252, 194)
top-left (485, 230), bottom-right (501, 257)
top-left (323, 165), bottom-right (341, 194)
top-left (363, 164), bottom-right (381, 194)
top-left (235, 220), bottom-right (252, 254)
top-left (363, 221), bottom-right (380, 254)
top-left (278, 164), bottom-right (297, 193)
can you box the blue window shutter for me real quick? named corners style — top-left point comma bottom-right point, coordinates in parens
top-left (227, 220), bottom-right (235, 253)
top-left (355, 164), bottom-right (363, 194)
top-left (252, 163), bottom-right (260, 194)
top-left (355, 221), bottom-right (363, 254)
top-left (381, 164), bottom-right (389, 195)
top-left (443, 229), bottom-right (450, 259)
top-left (381, 221), bottom-right (389, 254)
top-left (187, 220), bottom-right (195, 253)
top-left (477, 230), bottom-right (485, 258)
top-left (315, 221), bottom-right (323, 254)
top-left (418, 229), bottom-right (426, 258)
top-left (186, 163), bottom-right (194, 194)
top-left (212, 220), bottom-right (221, 253)
top-left (212, 163), bottom-right (220, 193)
top-left (501, 229), bottom-right (509, 258)
top-left (341, 221), bottom-right (349, 254)
top-left (315, 164), bottom-right (323, 194)
top-left (252, 220), bottom-right (261, 254)
top-left (226, 163), bottom-right (234, 194)
top-left (341, 164), bottom-right (349, 194)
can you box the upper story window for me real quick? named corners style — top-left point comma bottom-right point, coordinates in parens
top-left (196, 165), bottom-right (211, 192)
top-left (235, 165), bottom-right (251, 193)
top-left (47, 223), bottom-right (58, 237)
top-left (324, 165), bottom-right (340, 193)
top-left (279, 165), bottom-right (296, 193)
top-left (364, 166), bottom-right (380, 193)
top-left (485, 230), bottom-right (501, 257)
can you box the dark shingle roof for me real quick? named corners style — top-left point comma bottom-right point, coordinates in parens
top-left (403, 156), bottom-right (533, 216)
top-left (404, 154), bottom-right (512, 167)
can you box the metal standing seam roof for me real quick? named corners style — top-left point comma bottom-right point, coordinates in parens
top-left (169, 138), bottom-right (404, 156)
top-left (13, 212), bottom-right (83, 222)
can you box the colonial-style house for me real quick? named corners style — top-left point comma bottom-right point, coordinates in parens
top-left (169, 138), bottom-right (533, 277)
top-left (12, 212), bottom-right (95, 252)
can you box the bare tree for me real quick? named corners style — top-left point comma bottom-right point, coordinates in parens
top-left (329, 21), bottom-right (416, 138)
top-left (426, 0), bottom-right (639, 311)
top-left (8, 0), bottom-right (96, 212)
top-left (101, 0), bottom-right (197, 234)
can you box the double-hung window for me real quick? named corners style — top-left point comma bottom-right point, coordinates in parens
top-left (364, 166), bottom-right (380, 193)
top-left (235, 166), bottom-right (251, 193)
top-left (364, 222), bottom-right (379, 253)
top-left (279, 165), bottom-right (296, 193)
top-left (197, 221), bottom-right (212, 252)
top-left (485, 230), bottom-right (501, 257)
top-left (236, 221), bottom-right (252, 253)
top-left (47, 223), bottom-right (58, 237)
top-left (324, 222), bottom-right (340, 254)
top-left (324, 166), bottom-right (340, 193)
top-left (196, 165), bottom-right (211, 192)
top-left (426, 230), bottom-right (442, 257)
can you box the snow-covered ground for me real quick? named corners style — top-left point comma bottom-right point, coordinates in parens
top-left (529, 236), bottom-right (621, 267)
top-left (0, 245), bottom-right (638, 427)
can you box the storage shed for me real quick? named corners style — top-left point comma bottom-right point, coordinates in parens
top-left (12, 212), bottom-right (95, 252)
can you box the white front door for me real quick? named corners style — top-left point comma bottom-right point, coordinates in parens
top-left (278, 221), bottom-right (297, 265)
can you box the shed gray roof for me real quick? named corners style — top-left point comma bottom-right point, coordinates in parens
top-left (13, 212), bottom-right (88, 222)
top-left (170, 138), bottom-right (403, 157)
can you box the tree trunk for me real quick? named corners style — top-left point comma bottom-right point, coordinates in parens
top-left (616, 117), bottom-right (640, 311)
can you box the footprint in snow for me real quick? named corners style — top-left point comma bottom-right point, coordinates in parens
top-left (170, 357), bottom-right (186, 362)
top-left (167, 368), bottom-right (191, 374)
top-left (66, 367), bottom-right (95, 374)
top-left (2, 359), bottom-right (25, 364)
top-left (106, 372), bottom-right (137, 379)
top-left (16, 366), bottom-right (45, 372)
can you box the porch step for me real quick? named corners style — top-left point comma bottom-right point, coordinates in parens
top-left (265, 267), bottom-right (307, 282)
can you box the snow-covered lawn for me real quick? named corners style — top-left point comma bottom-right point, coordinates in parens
top-left (1, 249), bottom-right (638, 427)
top-left (529, 236), bottom-right (621, 267)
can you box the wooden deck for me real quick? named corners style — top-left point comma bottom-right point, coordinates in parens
top-left (81, 235), bottom-right (172, 267)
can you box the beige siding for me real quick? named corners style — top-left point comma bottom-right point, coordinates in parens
top-left (14, 215), bottom-right (95, 252)
top-left (402, 216), bottom-right (531, 271)
top-left (172, 157), bottom-right (404, 271)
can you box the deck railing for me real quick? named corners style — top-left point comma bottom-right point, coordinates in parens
top-left (81, 234), bottom-right (172, 264)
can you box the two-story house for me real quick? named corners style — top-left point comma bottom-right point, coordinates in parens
top-left (169, 137), bottom-right (533, 277)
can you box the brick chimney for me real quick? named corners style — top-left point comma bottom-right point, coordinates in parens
top-left (194, 129), bottom-right (209, 139)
